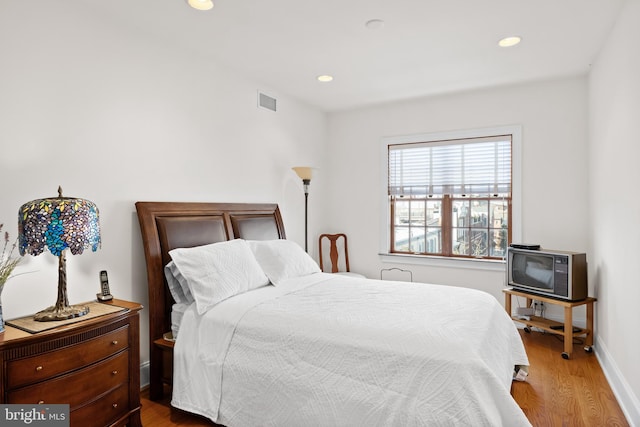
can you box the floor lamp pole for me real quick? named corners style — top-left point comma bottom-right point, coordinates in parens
top-left (292, 167), bottom-right (313, 253)
top-left (303, 179), bottom-right (310, 252)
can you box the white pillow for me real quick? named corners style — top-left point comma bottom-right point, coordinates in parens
top-left (248, 239), bottom-right (320, 286)
top-left (164, 261), bottom-right (194, 305)
top-left (169, 239), bottom-right (270, 314)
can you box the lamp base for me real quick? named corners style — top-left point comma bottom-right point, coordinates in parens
top-left (34, 304), bottom-right (90, 322)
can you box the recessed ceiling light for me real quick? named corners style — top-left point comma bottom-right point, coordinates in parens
top-left (365, 19), bottom-right (385, 30)
top-left (498, 36), bottom-right (521, 47)
top-left (187, 0), bottom-right (213, 11)
top-left (317, 75), bottom-right (333, 83)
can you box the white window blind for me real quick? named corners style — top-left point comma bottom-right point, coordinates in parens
top-left (388, 135), bottom-right (512, 197)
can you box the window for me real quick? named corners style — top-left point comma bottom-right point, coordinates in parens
top-left (385, 131), bottom-right (515, 260)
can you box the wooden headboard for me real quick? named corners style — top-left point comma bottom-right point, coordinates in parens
top-left (135, 201), bottom-right (286, 399)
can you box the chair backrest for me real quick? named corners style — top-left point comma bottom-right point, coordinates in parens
top-left (318, 233), bottom-right (351, 273)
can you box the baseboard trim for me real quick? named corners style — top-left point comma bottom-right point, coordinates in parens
top-left (140, 360), bottom-right (150, 389)
top-left (595, 336), bottom-right (639, 426)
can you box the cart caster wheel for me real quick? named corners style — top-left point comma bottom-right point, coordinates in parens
top-left (524, 327), bottom-right (531, 333)
top-left (584, 346), bottom-right (593, 353)
top-left (561, 352), bottom-right (570, 360)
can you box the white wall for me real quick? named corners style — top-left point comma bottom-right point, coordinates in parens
top-left (326, 77), bottom-right (589, 306)
top-left (0, 2), bottom-right (326, 367)
top-left (589, 0), bottom-right (640, 423)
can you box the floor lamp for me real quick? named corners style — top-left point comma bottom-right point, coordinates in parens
top-left (292, 167), bottom-right (313, 252)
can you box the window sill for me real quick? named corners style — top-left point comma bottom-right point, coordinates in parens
top-left (378, 253), bottom-right (506, 272)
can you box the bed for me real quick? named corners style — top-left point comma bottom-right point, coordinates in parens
top-left (136, 201), bottom-right (531, 426)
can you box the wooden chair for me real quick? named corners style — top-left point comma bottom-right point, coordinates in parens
top-left (318, 233), bottom-right (365, 278)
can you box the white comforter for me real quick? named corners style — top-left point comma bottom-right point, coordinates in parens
top-left (172, 273), bottom-right (530, 426)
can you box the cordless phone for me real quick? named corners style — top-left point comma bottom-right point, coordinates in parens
top-left (97, 270), bottom-right (114, 301)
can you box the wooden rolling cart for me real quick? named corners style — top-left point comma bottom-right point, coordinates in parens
top-left (503, 288), bottom-right (596, 359)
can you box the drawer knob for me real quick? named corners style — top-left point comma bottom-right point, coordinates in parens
top-left (112, 403), bottom-right (118, 409)
top-left (111, 340), bottom-right (118, 345)
top-left (38, 400), bottom-right (44, 404)
top-left (112, 370), bottom-right (118, 375)
top-left (35, 366), bottom-right (43, 372)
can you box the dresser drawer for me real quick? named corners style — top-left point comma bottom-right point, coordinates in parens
top-left (7, 326), bottom-right (129, 389)
top-left (8, 350), bottom-right (129, 408)
top-left (72, 383), bottom-right (130, 427)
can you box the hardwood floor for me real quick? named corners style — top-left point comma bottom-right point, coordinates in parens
top-left (511, 329), bottom-right (628, 426)
top-left (141, 387), bottom-right (217, 426)
top-left (141, 329), bottom-right (629, 426)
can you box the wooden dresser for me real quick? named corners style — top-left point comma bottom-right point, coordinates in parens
top-left (0, 299), bottom-right (142, 427)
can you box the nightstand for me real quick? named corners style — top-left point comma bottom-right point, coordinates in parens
top-left (0, 299), bottom-right (143, 427)
top-left (153, 333), bottom-right (175, 397)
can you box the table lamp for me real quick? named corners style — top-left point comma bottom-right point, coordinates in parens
top-left (18, 186), bottom-right (101, 321)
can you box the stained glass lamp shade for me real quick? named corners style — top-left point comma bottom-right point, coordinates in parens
top-left (18, 187), bottom-right (101, 321)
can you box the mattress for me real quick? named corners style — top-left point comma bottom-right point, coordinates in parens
top-left (172, 273), bottom-right (530, 426)
top-left (171, 303), bottom-right (189, 339)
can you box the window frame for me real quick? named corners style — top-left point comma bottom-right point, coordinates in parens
top-left (390, 194), bottom-right (512, 259)
top-left (379, 125), bottom-right (522, 269)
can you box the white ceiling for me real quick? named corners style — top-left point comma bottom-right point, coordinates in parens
top-left (84, 0), bottom-right (626, 112)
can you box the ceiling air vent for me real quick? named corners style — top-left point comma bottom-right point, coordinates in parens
top-left (258, 92), bottom-right (277, 112)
